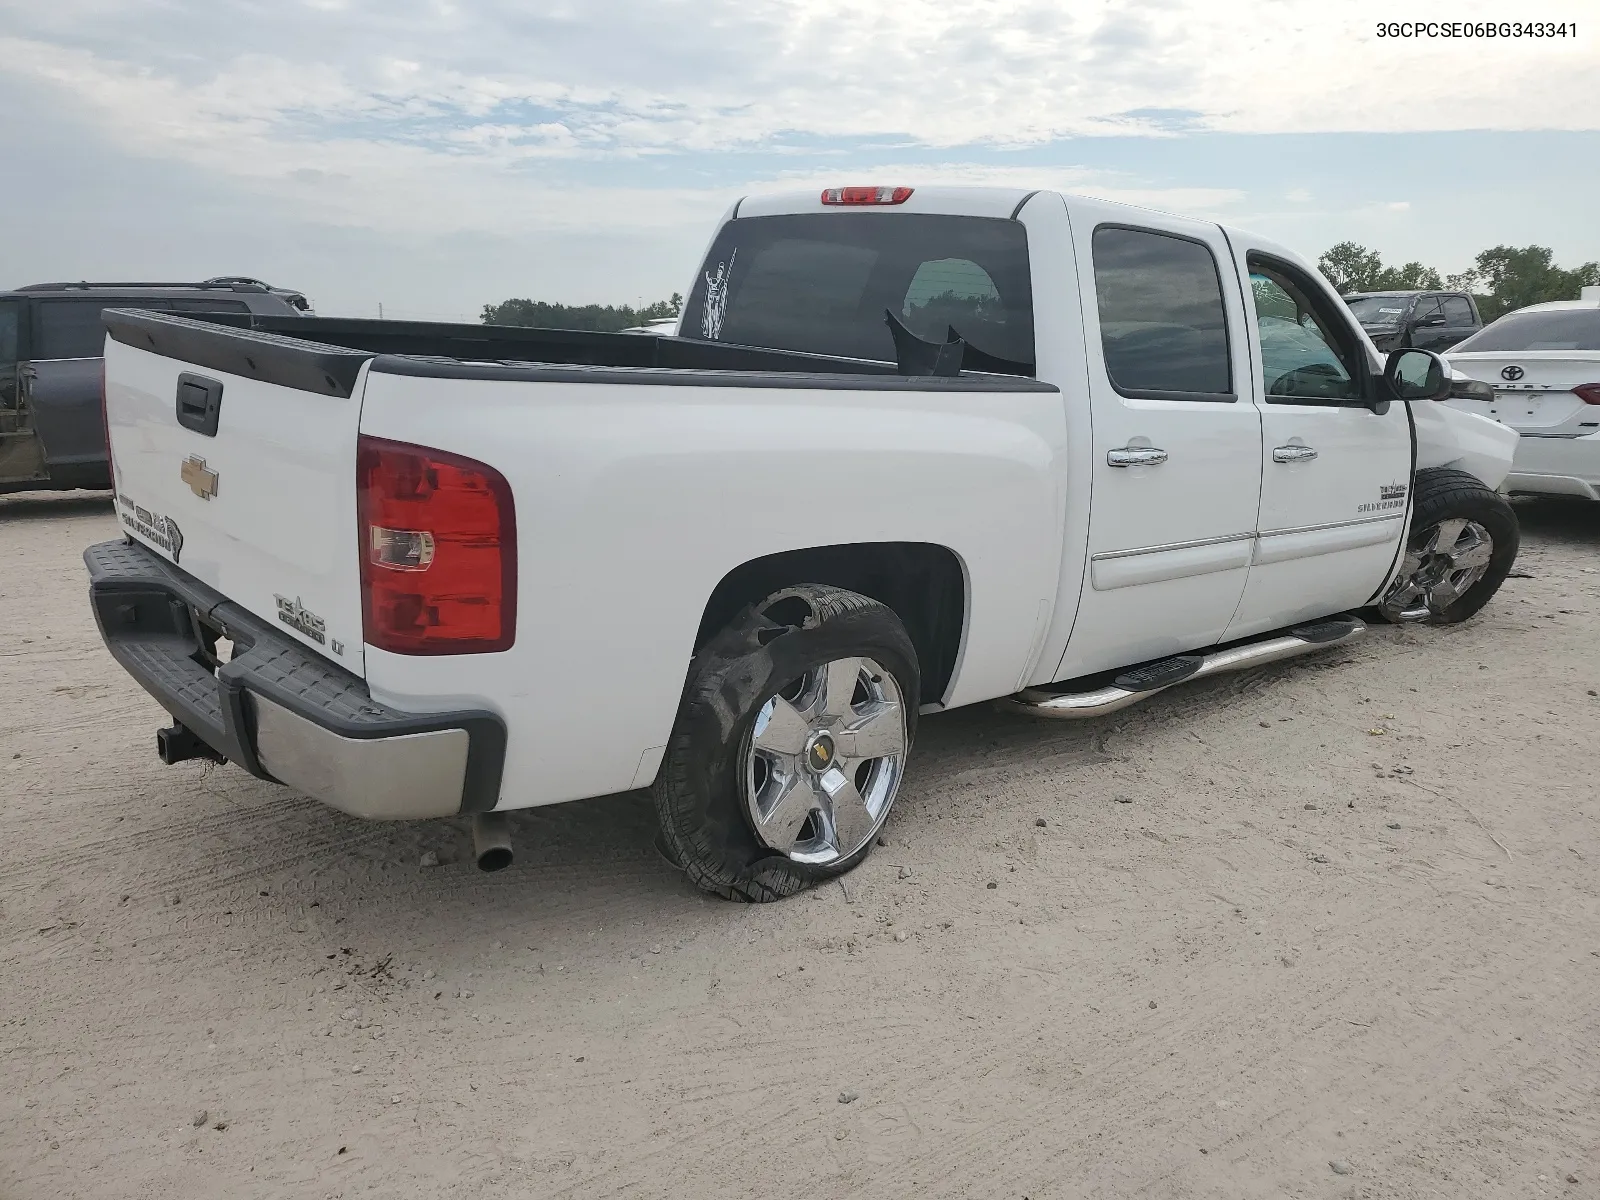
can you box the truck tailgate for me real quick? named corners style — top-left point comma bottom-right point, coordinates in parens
top-left (102, 312), bottom-right (372, 675)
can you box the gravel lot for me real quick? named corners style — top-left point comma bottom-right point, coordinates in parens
top-left (3, 491), bottom-right (1597, 1199)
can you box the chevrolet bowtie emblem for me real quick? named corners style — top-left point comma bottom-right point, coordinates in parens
top-left (181, 455), bottom-right (219, 500)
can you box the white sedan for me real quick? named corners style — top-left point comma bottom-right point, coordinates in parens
top-left (1444, 299), bottom-right (1600, 499)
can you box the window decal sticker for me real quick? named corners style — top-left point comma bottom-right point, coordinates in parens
top-left (701, 249), bottom-right (736, 340)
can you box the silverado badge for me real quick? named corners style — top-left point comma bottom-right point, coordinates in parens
top-left (1358, 482), bottom-right (1408, 514)
top-left (181, 455), bottom-right (219, 500)
top-left (117, 492), bottom-right (184, 562)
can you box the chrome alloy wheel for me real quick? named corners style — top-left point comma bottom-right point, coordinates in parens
top-left (1381, 517), bottom-right (1496, 619)
top-left (741, 656), bottom-right (907, 865)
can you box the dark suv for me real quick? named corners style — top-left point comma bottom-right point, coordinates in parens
top-left (1342, 290), bottom-right (1483, 355)
top-left (1, 278), bottom-right (309, 494)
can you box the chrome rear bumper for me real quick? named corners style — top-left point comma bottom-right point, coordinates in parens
top-left (85, 539), bottom-right (505, 819)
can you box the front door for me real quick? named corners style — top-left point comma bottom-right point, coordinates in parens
top-left (1054, 203), bottom-right (1263, 680)
top-left (1222, 243), bottom-right (1413, 640)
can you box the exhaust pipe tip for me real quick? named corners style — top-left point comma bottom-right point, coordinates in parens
top-left (471, 812), bottom-right (513, 872)
top-left (477, 845), bottom-right (513, 872)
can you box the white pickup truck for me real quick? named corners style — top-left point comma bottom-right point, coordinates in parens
top-left (87, 185), bottom-right (1520, 902)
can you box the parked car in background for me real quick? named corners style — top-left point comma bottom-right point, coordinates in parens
top-left (618, 317), bottom-right (681, 335)
top-left (0, 278), bottom-right (310, 495)
top-left (87, 185), bottom-right (1517, 904)
top-left (1443, 298), bottom-right (1600, 500)
top-left (1344, 290), bottom-right (1483, 354)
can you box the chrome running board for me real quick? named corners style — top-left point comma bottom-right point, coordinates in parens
top-left (1000, 615), bottom-right (1367, 720)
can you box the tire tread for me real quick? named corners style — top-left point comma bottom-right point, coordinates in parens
top-left (651, 583), bottom-right (918, 903)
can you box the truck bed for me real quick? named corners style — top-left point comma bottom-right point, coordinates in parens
top-left (98, 306), bottom-right (1061, 808)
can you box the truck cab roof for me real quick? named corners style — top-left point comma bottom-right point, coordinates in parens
top-left (731, 184), bottom-right (1235, 229)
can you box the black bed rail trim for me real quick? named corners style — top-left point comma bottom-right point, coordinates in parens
top-left (367, 355), bottom-right (1060, 392)
top-left (104, 309), bottom-right (370, 398)
top-left (103, 308), bottom-right (1055, 393)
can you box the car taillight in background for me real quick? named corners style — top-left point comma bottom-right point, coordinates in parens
top-left (1573, 383), bottom-right (1600, 405)
top-left (820, 186), bottom-right (913, 206)
top-left (356, 435), bottom-right (516, 654)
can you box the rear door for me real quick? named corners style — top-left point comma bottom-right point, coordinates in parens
top-left (1054, 201), bottom-right (1262, 680)
top-left (31, 297), bottom-right (166, 466)
top-left (1407, 296), bottom-right (1451, 352)
top-left (1221, 238), bottom-right (1413, 640)
top-left (103, 317), bottom-right (371, 673)
top-left (1437, 294), bottom-right (1478, 350)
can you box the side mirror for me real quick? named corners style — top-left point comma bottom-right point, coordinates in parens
top-left (1384, 348), bottom-right (1450, 401)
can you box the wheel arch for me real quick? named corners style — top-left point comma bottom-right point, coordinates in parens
top-left (694, 541), bottom-right (968, 707)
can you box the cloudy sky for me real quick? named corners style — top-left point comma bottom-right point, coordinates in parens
top-left (1, 0), bottom-right (1594, 319)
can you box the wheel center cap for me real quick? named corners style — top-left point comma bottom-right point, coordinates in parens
top-left (805, 732), bottom-right (838, 773)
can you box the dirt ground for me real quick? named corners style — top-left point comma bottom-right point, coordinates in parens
top-left (2, 491), bottom-right (1597, 1200)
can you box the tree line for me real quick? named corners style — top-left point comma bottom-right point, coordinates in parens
top-left (1317, 243), bottom-right (1598, 322)
top-left (481, 293), bottom-right (682, 332)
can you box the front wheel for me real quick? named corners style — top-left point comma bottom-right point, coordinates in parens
top-left (1377, 468), bottom-right (1520, 625)
top-left (651, 584), bottom-right (920, 902)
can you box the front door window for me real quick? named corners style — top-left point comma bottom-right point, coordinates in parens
top-left (1248, 267), bottom-right (1361, 403)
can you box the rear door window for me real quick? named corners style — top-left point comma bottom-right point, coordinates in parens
top-left (1441, 295), bottom-right (1474, 325)
top-left (1091, 226), bottom-right (1232, 399)
top-left (1412, 296), bottom-right (1444, 325)
top-left (681, 213), bottom-right (1035, 372)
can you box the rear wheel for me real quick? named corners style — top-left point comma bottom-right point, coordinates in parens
top-left (1377, 468), bottom-right (1519, 625)
top-left (651, 584), bottom-right (919, 902)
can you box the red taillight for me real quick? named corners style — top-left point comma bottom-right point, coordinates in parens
top-left (1574, 383), bottom-right (1600, 405)
top-left (820, 186), bottom-right (913, 206)
top-left (356, 436), bottom-right (516, 655)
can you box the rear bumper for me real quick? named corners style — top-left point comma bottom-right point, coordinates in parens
top-left (84, 539), bottom-right (506, 819)
top-left (1506, 432), bottom-right (1600, 500)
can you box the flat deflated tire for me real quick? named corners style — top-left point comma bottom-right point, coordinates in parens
top-left (1377, 468), bottom-right (1520, 625)
top-left (651, 584), bottom-right (919, 902)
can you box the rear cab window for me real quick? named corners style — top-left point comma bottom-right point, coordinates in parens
top-left (681, 213), bottom-right (1035, 373)
top-left (1090, 226), bottom-right (1233, 400)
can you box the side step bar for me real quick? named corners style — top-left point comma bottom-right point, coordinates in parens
top-left (1000, 615), bottom-right (1366, 720)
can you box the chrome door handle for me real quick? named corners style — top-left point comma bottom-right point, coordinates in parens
top-left (1272, 445), bottom-right (1318, 463)
top-left (1107, 446), bottom-right (1169, 468)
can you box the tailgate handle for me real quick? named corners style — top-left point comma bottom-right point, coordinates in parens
top-left (175, 373), bottom-right (224, 437)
